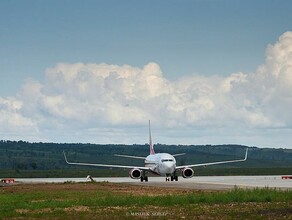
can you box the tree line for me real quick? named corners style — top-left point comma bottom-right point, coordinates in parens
top-left (0, 140), bottom-right (291, 177)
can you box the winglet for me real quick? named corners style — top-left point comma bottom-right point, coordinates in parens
top-left (149, 120), bottom-right (155, 155)
top-left (244, 148), bottom-right (248, 161)
top-left (63, 151), bottom-right (69, 164)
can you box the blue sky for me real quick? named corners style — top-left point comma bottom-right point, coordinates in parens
top-left (1, 1), bottom-right (292, 148)
top-left (1, 0), bottom-right (291, 95)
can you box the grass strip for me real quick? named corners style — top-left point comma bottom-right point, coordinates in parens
top-left (0, 184), bottom-right (291, 219)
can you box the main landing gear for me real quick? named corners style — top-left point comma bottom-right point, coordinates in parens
top-left (140, 171), bottom-right (148, 182)
top-left (140, 176), bottom-right (148, 182)
top-left (165, 176), bottom-right (178, 181)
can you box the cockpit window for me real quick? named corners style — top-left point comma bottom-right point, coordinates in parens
top-left (161, 159), bottom-right (174, 162)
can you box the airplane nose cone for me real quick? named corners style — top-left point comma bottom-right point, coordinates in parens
top-left (164, 162), bottom-right (175, 173)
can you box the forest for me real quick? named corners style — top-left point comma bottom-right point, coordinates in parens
top-left (0, 140), bottom-right (292, 178)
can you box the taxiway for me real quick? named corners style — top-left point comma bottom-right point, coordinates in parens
top-left (13, 176), bottom-right (292, 190)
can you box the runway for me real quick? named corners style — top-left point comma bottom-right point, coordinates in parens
top-left (13, 175), bottom-right (292, 190)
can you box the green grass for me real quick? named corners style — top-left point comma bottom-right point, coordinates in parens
top-left (1, 187), bottom-right (290, 208)
top-left (0, 183), bottom-right (291, 219)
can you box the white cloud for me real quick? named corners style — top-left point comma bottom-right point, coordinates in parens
top-left (1, 32), bottom-right (292, 147)
top-left (0, 97), bottom-right (37, 132)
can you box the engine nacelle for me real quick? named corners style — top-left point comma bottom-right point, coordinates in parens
top-left (182, 167), bottom-right (194, 178)
top-left (129, 168), bottom-right (142, 179)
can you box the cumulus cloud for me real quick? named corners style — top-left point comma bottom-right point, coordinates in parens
top-left (1, 32), bottom-right (292, 146)
top-left (0, 97), bottom-right (37, 132)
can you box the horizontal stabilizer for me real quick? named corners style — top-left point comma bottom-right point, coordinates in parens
top-left (114, 154), bottom-right (146, 159)
top-left (172, 153), bottom-right (186, 157)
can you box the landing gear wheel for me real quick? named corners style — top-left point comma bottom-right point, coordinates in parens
top-left (170, 175), bottom-right (178, 181)
top-left (140, 174), bottom-right (148, 182)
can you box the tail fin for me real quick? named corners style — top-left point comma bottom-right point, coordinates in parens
top-left (149, 120), bottom-right (155, 155)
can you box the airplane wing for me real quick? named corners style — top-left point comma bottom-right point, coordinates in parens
top-left (63, 152), bottom-right (150, 171)
top-left (176, 148), bottom-right (248, 169)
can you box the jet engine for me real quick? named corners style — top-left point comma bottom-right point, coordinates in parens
top-left (129, 168), bottom-right (142, 179)
top-left (182, 167), bottom-right (194, 178)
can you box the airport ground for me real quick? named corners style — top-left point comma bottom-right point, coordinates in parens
top-left (13, 175), bottom-right (292, 190)
top-left (1, 177), bottom-right (291, 219)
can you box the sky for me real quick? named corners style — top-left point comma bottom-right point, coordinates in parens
top-left (1, 0), bottom-right (292, 148)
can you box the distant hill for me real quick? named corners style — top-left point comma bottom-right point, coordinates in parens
top-left (0, 140), bottom-right (292, 177)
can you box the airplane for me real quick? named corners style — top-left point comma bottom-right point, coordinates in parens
top-left (63, 121), bottom-right (248, 182)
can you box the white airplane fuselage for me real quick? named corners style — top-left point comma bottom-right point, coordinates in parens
top-left (145, 153), bottom-right (176, 176)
